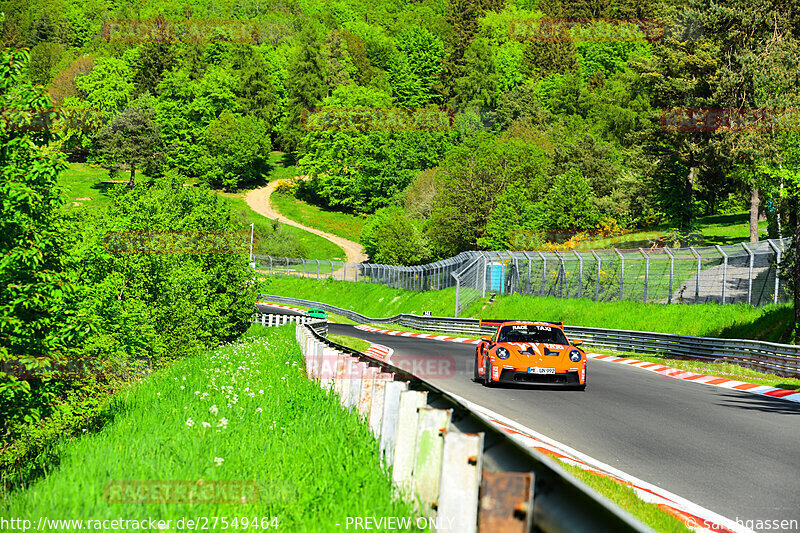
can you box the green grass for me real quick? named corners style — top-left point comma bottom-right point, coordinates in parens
top-left (260, 278), bottom-right (458, 318)
top-left (57, 162), bottom-right (118, 211)
top-left (1, 326), bottom-right (422, 532)
top-left (270, 192), bottom-right (367, 242)
top-left (580, 212), bottom-right (769, 250)
top-left (262, 151), bottom-right (299, 183)
top-left (225, 195), bottom-right (346, 261)
top-left (259, 278), bottom-right (795, 343)
top-left (328, 334), bottom-right (372, 353)
top-left (558, 463), bottom-right (692, 532)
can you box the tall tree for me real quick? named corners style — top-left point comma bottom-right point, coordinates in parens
top-left (280, 21), bottom-right (326, 154)
top-left (0, 49), bottom-right (89, 428)
top-left (636, 11), bottom-right (718, 231)
top-left (697, 0), bottom-right (800, 241)
top-left (93, 105), bottom-right (163, 189)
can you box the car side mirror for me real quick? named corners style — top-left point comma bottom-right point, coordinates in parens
top-left (572, 339), bottom-right (583, 347)
top-left (480, 335), bottom-right (492, 342)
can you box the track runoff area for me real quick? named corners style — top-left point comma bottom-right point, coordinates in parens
top-left (256, 304), bottom-right (800, 533)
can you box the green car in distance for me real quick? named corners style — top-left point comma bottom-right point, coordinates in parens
top-left (306, 308), bottom-right (328, 320)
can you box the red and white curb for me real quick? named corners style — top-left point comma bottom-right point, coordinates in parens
top-left (354, 324), bottom-right (800, 405)
top-left (355, 324), bottom-right (480, 344)
top-left (449, 393), bottom-right (751, 533)
top-left (364, 343), bottom-right (393, 363)
top-left (258, 301), bottom-right (308, 314)
top-left (587, 354), bottom-right (800, 404)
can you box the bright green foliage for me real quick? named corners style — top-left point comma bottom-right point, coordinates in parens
top-left (201, 110), bottom-right (271, 190)
top-left (153, 66), bottom-right (240, 178)
top-left (543, 169), bottom-right (600, 230)
top-left (71, 173), bottom-right (257, 364)
top-left (300, 128), bottom-right (456, 213)
top-left (0, 49), bottom-right (92, 431)
top-left (360, 206), bottom-right (431, 265)
top-left (427, 133), bottom-right (551, 256)
top-left (74, 53), bottom-right (137, 119)
top-left (388, 27), bottom-right (446, 106)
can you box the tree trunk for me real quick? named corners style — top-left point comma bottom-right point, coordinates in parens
top-left (128, 161), bottom-right (135, 190)
top-left (749, 185), bottom-right (759, 243)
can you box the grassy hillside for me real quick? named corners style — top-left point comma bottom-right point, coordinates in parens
top-left (270, 192), bottom-right (366, 243)
top-left (2, 326), bottom-right (420, 532)
top-left (225, 195), bottom-right (346, 261)
top-left (57, 163), bottom-right (118, 211)
top-left (259, 277), bottom-right (794, 342)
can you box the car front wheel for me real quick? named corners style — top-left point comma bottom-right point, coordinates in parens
top-left (483, 356), bottom-right (495, 388)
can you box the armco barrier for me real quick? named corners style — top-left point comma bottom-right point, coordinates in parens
top-left (260, 295), bottom-right (800, 378)
top-left (294, 321), bottom-right (652, 533)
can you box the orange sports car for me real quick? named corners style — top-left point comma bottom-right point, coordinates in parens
top-left (474, 320), bottom-right (586, 390)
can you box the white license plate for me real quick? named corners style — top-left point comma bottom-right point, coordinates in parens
top-left (528, 367), bottom-right (555, 375)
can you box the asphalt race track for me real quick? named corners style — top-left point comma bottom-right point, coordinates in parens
top-left (256, 306), bottom-right (800, 529)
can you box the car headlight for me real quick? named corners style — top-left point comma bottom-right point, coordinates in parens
top-left (496, 347), bottom-right (510, 359)
top-left (569, 350), bottom-right (582, 362)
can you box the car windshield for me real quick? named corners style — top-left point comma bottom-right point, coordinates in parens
top-left (497, 324), bottom-right (569, 345)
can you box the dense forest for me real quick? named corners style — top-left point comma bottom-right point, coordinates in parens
top-left (3, 0), bottom-right (800, 264)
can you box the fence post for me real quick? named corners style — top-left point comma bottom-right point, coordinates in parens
top-left (537, 251), bottom-right (546, 296)
top-left (343, 262), bottom-right (347, 282)
top-left (523, 252), bottom-right (532, 295)
top-left (689, 246), bottom-right (701, 299)
top-left (742, 242), bottom-right (754, 306)
top-left (285, 257), bottom-right (289, 276)
top-left (591, 250), bottom-right (601, 301)
top-left (663, 248), bottom-right (675, 303)
top-left (452, 272), bottom-right (461, 318)
top-left (554, 251), bottom-right (565, 298)
top-left (715, 245), bottom-right (728, 305)
top-left (573, 250), bottom-right (583, 299)
top-left (481, 255), bottom-right (487, 298)
top-left (768, 239), bottom-right (782, 304)
top-left (614, 248), bottom-right (624, 300)
top-left (269, 256), bottom-right (273, 276)
top-left (639, 248), bottom-right (649, 303)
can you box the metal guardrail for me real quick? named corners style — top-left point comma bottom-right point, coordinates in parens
top-left (260, 294), bottom-right (800, 378)
top-left (296, 321), bottom-right (652, 533)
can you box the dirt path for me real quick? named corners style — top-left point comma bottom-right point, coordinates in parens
top-left (245, 181), bottom-right (367, 264)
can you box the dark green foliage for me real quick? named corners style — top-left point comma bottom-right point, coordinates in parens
top-left (92, 104), bottom-right (165, 188)
top-left (280, 20), bottom-right (327, 153)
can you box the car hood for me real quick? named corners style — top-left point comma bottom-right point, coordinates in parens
top-left (503, 342), bottom-right (571, 357)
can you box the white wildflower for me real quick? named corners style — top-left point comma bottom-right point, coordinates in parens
top-left (186, 418), bottom-right (195, 427)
